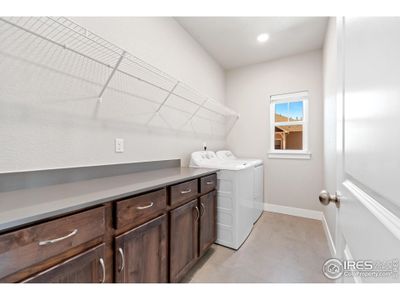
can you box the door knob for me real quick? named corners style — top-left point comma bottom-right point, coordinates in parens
top-left (319, 190), bottom-right (340, 208)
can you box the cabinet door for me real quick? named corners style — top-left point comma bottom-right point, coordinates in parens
top-left (169, 199), bottom-right (199, 283)
top-left (199, 191), bottom-right (217, 256)
top-left (24, 244), bottom-right (106, 283)
top-left (115, 214), bottom-right (167, 283)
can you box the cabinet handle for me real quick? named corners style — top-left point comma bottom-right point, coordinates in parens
top-left (194, 206), bottom-right (200, 221)
top-left (38, 229), bottom-right (78, 246)
top-left (136, 202), bottom-right (154, 210)
top-left (180, 189), bottom-right (192, 194)
top-left (99, 258), bottom-right (106, 283)
top-left (118, 247), bottom-right (125, 272)
top-left (200, 203), bottom-right (205, 216)
top-left (206, 181), bottom-right (214, 185)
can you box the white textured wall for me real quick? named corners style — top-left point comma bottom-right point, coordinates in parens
top-left (0, 17), bottom-right (226, 172)
top-left (322, 18), bottom-right (338, 247)
top-left (226, 50), bottom-right (324, 211)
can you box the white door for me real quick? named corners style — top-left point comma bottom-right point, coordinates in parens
top-left (327, 17), bottom-right (400, 283)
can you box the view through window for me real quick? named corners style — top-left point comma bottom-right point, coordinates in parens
top-left (270, 92), bottom-right (308, 151)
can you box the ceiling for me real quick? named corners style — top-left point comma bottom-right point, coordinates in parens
top-left (176, 17), bottom-right (328, 70)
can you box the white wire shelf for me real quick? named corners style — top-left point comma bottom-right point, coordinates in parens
top-left (0, 17), bottom-right (239, 137)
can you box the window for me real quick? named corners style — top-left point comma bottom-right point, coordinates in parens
top-left (269, 91), bottom-right (310, 159)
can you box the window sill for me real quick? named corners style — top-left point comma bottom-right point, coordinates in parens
top-left (268, 151), bottom-right (311, 160)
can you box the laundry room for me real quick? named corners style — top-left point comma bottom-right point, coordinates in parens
top-left (1, 0), bottom-right (400, 298)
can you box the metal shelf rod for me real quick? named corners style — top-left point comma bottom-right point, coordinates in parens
top-left (0, 17), bottom-right (239, 122)
top-left (98, 51), bottom-right (125, 101)
top-left (155, 81), bottom-right (179, 113)
top-left (180, 98), bottom-right (209, 129)
top-left (47, 17), bottom-right (123, 57)
top-left (0, 18), bottom-right (113, 69)
top-left (115, 66), bottom-right (229, 117)
top-left (47, 17), bottom-right (176, 84)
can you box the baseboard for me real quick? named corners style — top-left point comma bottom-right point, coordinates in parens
top-left (264, 203), bottom-right (323, 220)
top-left (321, 214), bottom-right (337, 257)
top-left (264, 203), bottom-right (337, 257)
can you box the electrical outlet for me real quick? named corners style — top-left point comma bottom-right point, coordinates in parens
top-left (115, 138), bottom-right (124, 153)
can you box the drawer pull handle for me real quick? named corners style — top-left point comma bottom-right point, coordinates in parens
top-left (118, 247), bottom-right (125, 272)
top-left (99, 258), bottom-right (106, 283)
top-left (136, 202), bottom-right (154, 210)
top-left (181, 189), bottom-right (192, 194)
top-left (38, 229), bottom-right (78, 246)
top-left (194, 206), bottom-right (200, 221)
top-left (200, 203), bottom-right (205, 216)
top-left (206, 181), bottom-right (214, 185)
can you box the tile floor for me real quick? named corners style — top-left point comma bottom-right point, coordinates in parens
top-left (182, 212), bottom-right (333, 283)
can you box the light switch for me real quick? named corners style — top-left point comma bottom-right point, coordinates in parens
top-left (115, 138), bottom-right (124, 153)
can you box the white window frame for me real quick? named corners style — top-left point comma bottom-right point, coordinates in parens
top-left (268, 91), bottom-right (311, 160)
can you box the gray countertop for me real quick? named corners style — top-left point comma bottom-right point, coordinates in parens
top-left (0, 167), bottom-right (218, 233)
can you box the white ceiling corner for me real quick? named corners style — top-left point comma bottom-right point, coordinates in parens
top-left (176, 17), bottom-right (328, 70)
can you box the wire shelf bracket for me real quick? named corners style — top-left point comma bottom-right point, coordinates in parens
top-left (98, 51), bottom-right (126, 103)
top-left (146, 81), bottom-right (180, 126)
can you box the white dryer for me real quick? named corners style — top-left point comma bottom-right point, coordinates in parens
top-left (216, 150), bottom-right (264, 223)
top-left (190, 151), bottom-right (254, 250)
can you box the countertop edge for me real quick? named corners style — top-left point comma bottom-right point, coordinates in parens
top-left (0, 168), bottom-right (219, 233)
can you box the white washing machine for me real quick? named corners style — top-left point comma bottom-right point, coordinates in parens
top-left (216, 150), bottom-right (264, 223)
top-left (190, 151), bottom-right (254, 250)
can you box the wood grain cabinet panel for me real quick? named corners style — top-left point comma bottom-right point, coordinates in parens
top-left (169, 179), bottom-right (198, 207)
top-left (199, 191), bottom-right (217, 256)
top-left (200, 174), bottom-right (217, 194)
top-left (115, 214), bottom-right (167, 283)
top-left (24, 243), bottom-right (106, 283)
top-left (169, 199), bottom-right (199, 283)
top-left (0, 207), bottom-right (105, 280)
top-left (116, 188), bottom-right (167, 229)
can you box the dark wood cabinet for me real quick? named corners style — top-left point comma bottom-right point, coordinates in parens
top-left (169, 199), bottom-right (199, 283)
top-left (199, 191), bottom-right (217, 256)
top-left (0, 172), bottom-right (217, 283)
top-left (200, 174), bottom-right (217, 194)
top-left (0, 207), bottom-right (105, 280)
top-left (116, 188), bottom-right (167, 229)
top-left (169, 179), bottom-right (198, 207)
top-left (115, 214), bottom-right (168, 283)
top-left (24, 244), bottom-right (106, 283)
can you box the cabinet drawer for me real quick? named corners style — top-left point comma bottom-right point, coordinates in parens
top-left (116, 188), bottom-right (167, 229)
top-left (200, 174), bottom-right (217, 194)
top-left (0, 206), bottom-right (105, 280)
top-left (169, 179), bottom-right (198, 207)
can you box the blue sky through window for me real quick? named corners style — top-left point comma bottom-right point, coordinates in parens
top-left (275, 101), bottom-right (303, 121)
top-left (289, 101), bottom-right (303, 121)
top-left (275, 103), bottom-right (288, 120)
